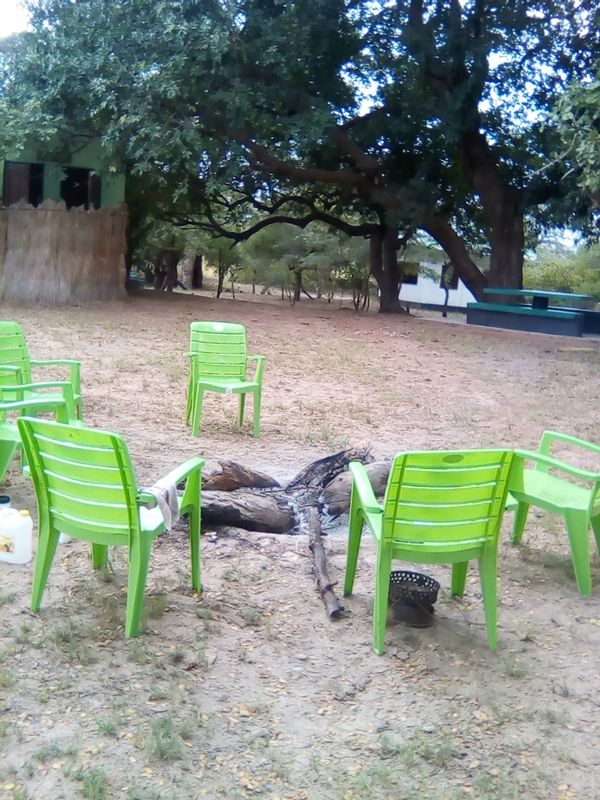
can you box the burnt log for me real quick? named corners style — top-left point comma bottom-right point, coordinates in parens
top-left (200, 448), bottom-right (374, 619)
top-left (322, 460), bottom-right (391, 517)
top-left (201, 489), bottom-right (294, 533)
top-left (203, 460), bottom-right (280, 491)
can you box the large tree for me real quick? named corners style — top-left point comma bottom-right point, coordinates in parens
top-left (2, 0), bottom-right (597, 309)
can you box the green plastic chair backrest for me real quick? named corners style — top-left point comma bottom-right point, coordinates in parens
top-left (382, 449), bottom-right (513, 548)
top-left (0, 322), bottom-right (32, 383)
top-left (190, 321), bottom-right (247, 380)
top-left (18, 417), bottom-right (140, 543)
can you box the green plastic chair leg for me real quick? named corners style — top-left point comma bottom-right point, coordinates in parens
top-left (564, 509), bottom-right (592, 595)
top-left (511, 501), bottom-right (530, 544)
top-left (0, 441), bottom-right (17, 483)
top-left (188, 504), bottom-right (202, 593)
top-left (191, 387), bottom-right (205, 437)
top-left (451, 561), bottom-right (469, 596)
top-left (252, 390), bottom-right (261, 438)
top-left (373, 547), bottom-right (393, 655)
top-left (125, 535), bottom-right (153, 637)
top-left (91, 544), bottom-right (109, 570)
top-left (343, 491), bottom-right (365, 596)
top-left (479, 549), bottom-right (498, 651)
top-left (185, 375), bottom-right (194, 424)
top-left (31, 526), bottom-right (61, 612)
top-left (591, 515), bottom-right (600, 554)
top-left (238, 393), bottom-right (246, 427)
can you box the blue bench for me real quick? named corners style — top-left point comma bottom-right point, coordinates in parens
top-left (466, 302), bottom-right (584, 337)
top-left (551, 307), bottom-right (600, 334)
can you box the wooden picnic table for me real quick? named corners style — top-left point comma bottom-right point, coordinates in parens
top-left (483, 288), bottom-right (593, 311)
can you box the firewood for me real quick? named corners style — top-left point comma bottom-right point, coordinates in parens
top-left (203, 460), bottom-right (280, 491)
top-left (322, 460), bottom-right (391, 517)
top-left (201, 489), bottom-right (294, 533)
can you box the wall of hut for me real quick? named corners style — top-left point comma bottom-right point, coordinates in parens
top-left (0, 199), bottom-right (128, 304)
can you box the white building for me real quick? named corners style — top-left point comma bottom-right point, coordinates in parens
top-left (399, 260), bottom-right (476, 310)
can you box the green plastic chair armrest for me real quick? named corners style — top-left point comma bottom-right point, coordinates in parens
top-left (349, 461), bottom-right (383, 514)
top-left (540, 430), bottom-right (600, 457)
top-left (0, 381), bottom-right (75, 419)
top-left (162, 457), bottom-right (205, 487)
top-left (137, 458), bottom-right (204, 508)
top-left (30, 359), bottom-right (81, 394)
top-left (0, 397), bottom-right (70, 422)
top-left (514, 449), bottom-right (600, 482)
top-left (136, 491), bottom-right (158, 508)
top-left (247, 354), bottom-right (266, 382)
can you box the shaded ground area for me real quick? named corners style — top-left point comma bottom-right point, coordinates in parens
top-left (0, 291), bottom-right (599, 800)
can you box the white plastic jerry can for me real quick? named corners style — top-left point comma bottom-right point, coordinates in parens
top-left (0, 508), bottom-right (33, 565)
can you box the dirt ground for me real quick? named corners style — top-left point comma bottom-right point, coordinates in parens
top-left (0, 288), bottom-right (599, 800)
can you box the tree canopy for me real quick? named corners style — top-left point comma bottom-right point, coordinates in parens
top-left (1, 0), bottom-right (598, 308)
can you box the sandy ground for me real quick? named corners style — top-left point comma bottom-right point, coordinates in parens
top-left (0, 288), bottom-right (599, 800)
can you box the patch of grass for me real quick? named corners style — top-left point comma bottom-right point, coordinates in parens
top-left (96, 717), bottom-right (118, 737)
top-left (195, 607), bottom-right (214, 620)
top-left (49, 623), bottom-right (98, 665)
top-left (0, 666), bottom-right (14, 688)
top-left (177, 715), bottom-right (200, 740)
top-left (502, 656), bottom-right (528, 679)
top-left (145, 715), bottom-right (185, 762)
top-left (126, 786), bottom-right (163, 800)
top-left (538, 707), bottom-right (568, 729)
top-left (148, 685), bottom-right (172, 702)
top-left (240, 607), bottom-right (262, 626)
top-left (0, 592), bottom-right (17, 606)
top-left (33, 739), bottom-right (79, 764)
top-left (143, 594), bottom-right (169, 621)
top-left (378, 731), bottom-right (455, 770)
top-left (99, 596), bottom-right (122, 627)
top-left (0, 719), bottom-right (13, 739)
top-left (15, 623), bottom-right (34, 645)
top-left (36, 687), bottom-right (50, 704)
top-left (127, 641), bottom-right (151, 664)
top-left (69, 767), bottom-right (109, 800)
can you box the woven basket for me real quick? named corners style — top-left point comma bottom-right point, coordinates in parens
top-left (389, 570), bottom-right (440, 609)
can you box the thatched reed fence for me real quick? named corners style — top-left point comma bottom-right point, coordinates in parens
top-left (0, 200), bottom-right (128, 304)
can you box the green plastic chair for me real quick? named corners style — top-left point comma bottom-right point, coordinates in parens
top-left (0, 321), bottom-right (83, 420)
top-left (0, 363), bottom-right (77, 483)
top-left (186, 321), bottom-right (265, 438)
top-left (508, 431), bottom-right (600, 595)
top-left (344, 449), bottom-right (514, 654)
top-left (0, 395), bottom-right (71, 484)
top-left (18, 417), bottom-right (204, 637)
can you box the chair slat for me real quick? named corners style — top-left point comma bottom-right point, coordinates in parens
top-left (390, 499), bottom-right (496, 523)
top-left (44, 470), bottom-right (130, 503)
top-left (393, 464), bottom-right (504, 488)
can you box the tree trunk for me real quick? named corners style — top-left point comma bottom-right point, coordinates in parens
top-left (423, 216), bottom-right (487, 300)
top-left (192, 255), bottom-right (203, 289)
top-left (370, 224), bottom-right (404, 313)
top-left (458, 130), bottom-right (525, 293)
top-left (162, 249), bottom-right (180, 292)
top-left (487, 210), bottom-right (524, 289)
top-left (180, 254), bottom-right (194, 289)
top-left (293, 268), bottom-right (302, 303)
top-left (216, 252), bottom-right (226, 298)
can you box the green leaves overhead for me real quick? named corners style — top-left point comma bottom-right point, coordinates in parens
top-left (1, 0), bottom-right (598, 294)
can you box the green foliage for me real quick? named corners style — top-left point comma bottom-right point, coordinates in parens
top-left (554, 62), bottom-right (600, 197)
top-left (235, 222), bottom-right (370, 302)
top-left (524, 244), bottom-right (600, 301)
top-left (2, 0), bottom-right (598, 295)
